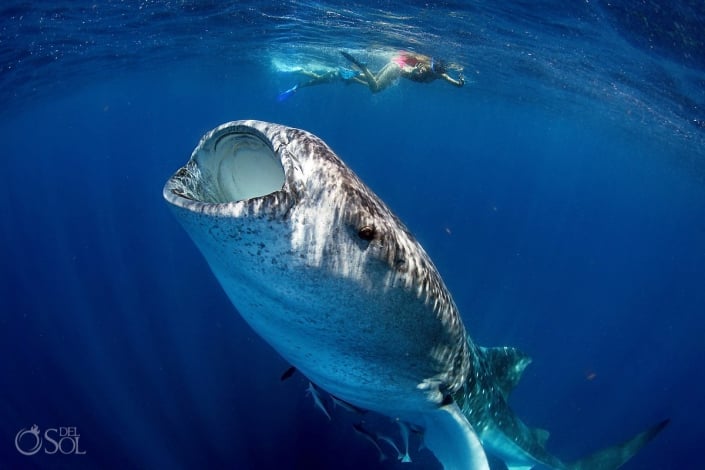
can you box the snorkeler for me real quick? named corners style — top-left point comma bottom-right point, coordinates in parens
top-left (340, 50), bottom-right (464, 92)
top-left (277, 68), bottom-right (366, 101)
top-left (277, 50), bottom-right (464, 100)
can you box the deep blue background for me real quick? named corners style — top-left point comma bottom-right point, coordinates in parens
top-left (1, 65), bottom-right (703, 469)
top-left (1, 2), bottom-right (704, 468)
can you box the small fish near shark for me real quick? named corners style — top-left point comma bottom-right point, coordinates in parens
top-left (164, 120), bottom-right (668, 469)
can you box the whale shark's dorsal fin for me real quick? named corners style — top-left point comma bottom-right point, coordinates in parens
top-left (421, 403), bottom-right (489, 470)
top-left (480, 346), bottom-right (532, 399)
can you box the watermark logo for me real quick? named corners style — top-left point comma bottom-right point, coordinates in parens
top-left (15, 425), bottom-right (86, 456)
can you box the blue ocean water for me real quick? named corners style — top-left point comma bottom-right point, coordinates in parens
top-left (1, 1), bottom-right (703, 469)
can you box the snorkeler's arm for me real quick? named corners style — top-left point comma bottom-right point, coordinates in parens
top-left (441, 73), bottom-right (464, 87)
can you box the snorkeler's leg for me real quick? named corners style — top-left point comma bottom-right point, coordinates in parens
top-left (373, 63), bottom-right (402, 92)
top-left (277, 85), bottom-right (298, 102)
top-left (340, 51), bottom-right (379, 91)
top-left (278, 71), bottom-right (315, 101)
top-left (295, 71), bottom-right (341, 90)
top-left (299, 70), bottom-right (322, 79)
top-left (350, 76), bottom-right (368, 86)
top-left (278, 70), bottom-right (320, 101)
top-left (279, 71), bottom-right (343, 100)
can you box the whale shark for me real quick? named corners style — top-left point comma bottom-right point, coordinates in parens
top-left (163, 120), bottom-right (667, 469)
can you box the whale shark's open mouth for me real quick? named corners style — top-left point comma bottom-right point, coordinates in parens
top-left (164, 125), bottom-right (286, 206)
top-left (203, 131), bottom-right (285, 203)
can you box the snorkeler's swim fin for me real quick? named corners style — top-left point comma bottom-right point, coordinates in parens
top-left (277, 84), bottom-right (298, 102)
top-left (338, 68), bottom-right (357, 80)
top-left (340, 51), bottom-right (377, 90)
top-left (340, 51), bottom-right (366, 70)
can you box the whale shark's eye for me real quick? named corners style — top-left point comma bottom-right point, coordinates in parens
top-left (358, 225), bottom-right (376, 241)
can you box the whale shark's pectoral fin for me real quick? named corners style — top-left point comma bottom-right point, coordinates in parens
top-left (421, 403), bottom-right (489, 470)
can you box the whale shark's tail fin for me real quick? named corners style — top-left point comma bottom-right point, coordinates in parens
top-left (457, 346), bottom-right (669, 470)
top-left (567, 419), bottom-right (669, 470)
